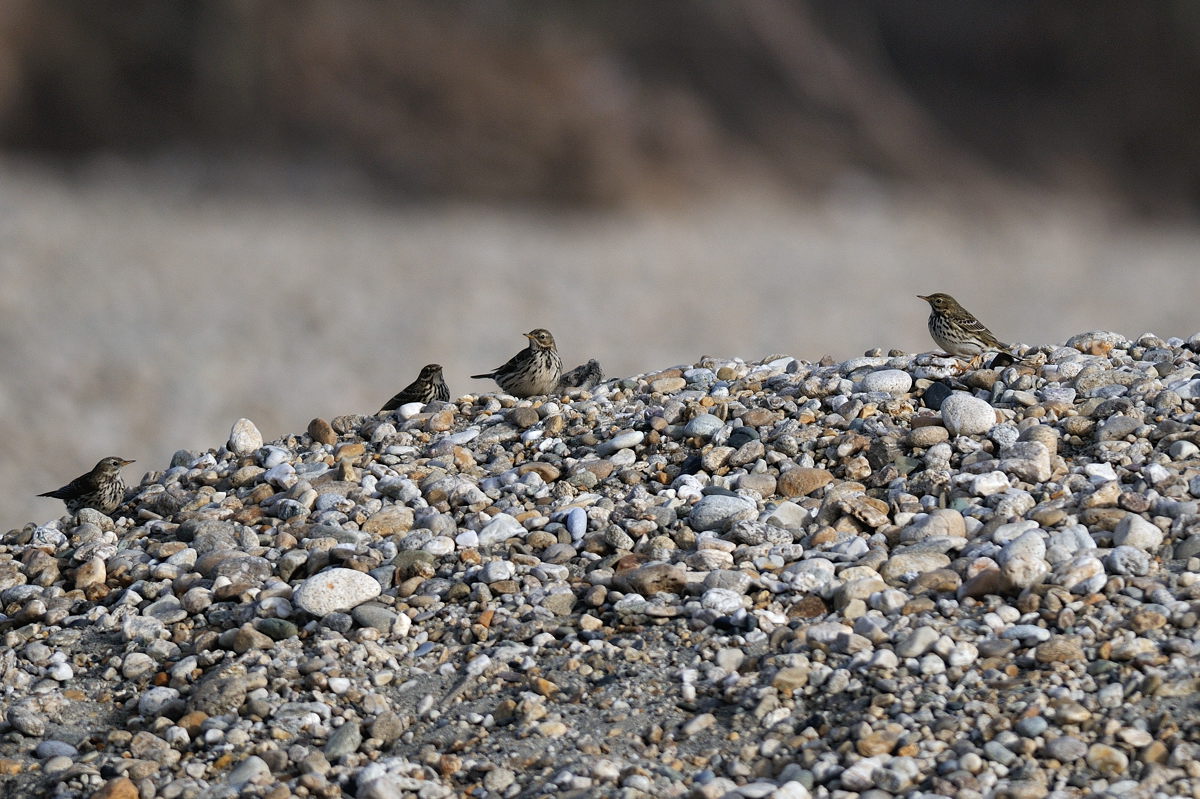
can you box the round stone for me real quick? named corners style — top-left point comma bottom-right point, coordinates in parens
top-left (940, 392), bottom-right (996, 436)
top-left (228, 418), bottom-right (264, 456)
top-left (683, 414), bottom-right (725, 438)
top-left (293, 568), bottom-right (382, 616)
top-left (861, 369), bottom-right (912, 394)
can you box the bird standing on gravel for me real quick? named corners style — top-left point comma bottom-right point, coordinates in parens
top-left (378, 363), bottom-right (450, 412)
top-left (471, 328), bottom-right (562, 397)
top-left (917, 293), bottom-right (1012, 366)
top-left (38, 456), bottom-right (134, 515)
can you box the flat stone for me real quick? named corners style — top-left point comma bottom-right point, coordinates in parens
top-left (908, 426), bottom-right (949, 447)
top-left (363, 506), bottom-right (414, 535)
top-left (617, 563), bottom-right (686, 596)
top-left (689, 494), bottom-right (757, 532)
top-left (778, 467), bottom-right (833, 498)
top-left (478, 513), bottom-right (526, 546)
top-left (879, 551), bottom-right (951, 585)
top-left (1035, 637), bottom-right (1085, 663)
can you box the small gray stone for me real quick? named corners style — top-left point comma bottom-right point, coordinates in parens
top-left (1105, 545), bottom-right (1152, 576)
top-left (1113, 513), bottom-right (1163, 551)
top-left (1044, 735), bottom-right (1087, 762)
top-left (480, 560), bottom-right (516, 583)
top-left (369, 711), bottom-right (407, 744)
top-left (324, 720), bottom-right (362, 760)
top-left (940, 393), bottom-right (996, 436)
top-left (597, 430), bottom-right (644, 456)
top-left (478, 513), bottom-right (526, 546)
top-left (143, 596), bottom-right (188, 624)
top-left (764, 501), bottom-right (810, 529)
top-left (226, 755), bottom-right (271, 787)
top-left (138, 686), bottom-right (183, 717)
top-left (689, 494), bottom-right (757, 532)
top-left (895, 626), bottom-right (939, 658)
top-left (1015, 716), bottom-right (1048, 738)
top-left (565, 507), bottom-right (587, 539)
top-left (983, 739), bottom-right (1017, 765)
top-left (999, 441), bottom-right (1051, 483)
top-left (683, 414), bottom-right (724, 438)
top-left (35, 740), bottom-right (77, 759)
top-left (1097, 415), bottom-right (1140, 441)
top-left (351, 604), bottom-right (399, 633)
top-left (7, 702), bottom-right (45, 736)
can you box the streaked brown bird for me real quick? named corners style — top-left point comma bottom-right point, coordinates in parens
top-left (917, 293), bottom-right (1011, 364)
top-left (557, 358), bottom-right (604, 392)
top-left (378, 363), bottom-right (449, 413)
top-left (471, 328), bottom-right (562, 397)
top-left (38, 456), bottom-right (134, 515)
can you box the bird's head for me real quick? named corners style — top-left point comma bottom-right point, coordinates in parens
top-left (525, 329), bottom-right (556, 349)
top-left (97, 456), bottom-right (134, 473)
top-left (917, 293), bottom-right (963, 314)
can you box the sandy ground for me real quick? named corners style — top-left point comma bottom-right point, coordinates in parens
top-left (3, 157), bottom-right (1199, 529)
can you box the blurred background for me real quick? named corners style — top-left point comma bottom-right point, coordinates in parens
top-left (3, 0), bottom-right (1200, 528)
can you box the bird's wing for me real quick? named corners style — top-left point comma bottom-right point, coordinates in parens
top-left (39, 472), bottom-right (93, 499)
top-left (959, 316), bottom-right (1007, 350)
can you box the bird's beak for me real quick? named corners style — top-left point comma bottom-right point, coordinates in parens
top-left (524, 333), bottom-right (535, 340)
top-left (121, 459), bottom-right (135, 466)
top-left (916, 295), bottom-right (929, 301)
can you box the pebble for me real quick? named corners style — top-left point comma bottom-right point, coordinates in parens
top-left (999, 530), bottom-right (1048, 588)
top-left (292, 568), bottom-right (382, 616)
top-left (1044, 735), bottom-right (1087, 762)
top-left (683, 414), bottom-right (724, 438)
top-left (777, 467), bottom-right (833, 498)
top-left (228, 417), bottom-right (264, 456)
top-left (1113, 512), bottom-right (1163, 550)
top-left (940, 392), bottom-right (996, 435)
top-left (689, 494), bottom-right (757, 532)
top-left (895, 626), bottom-right (939, 658)
top-left (861, 369), bottom-right (912, 394)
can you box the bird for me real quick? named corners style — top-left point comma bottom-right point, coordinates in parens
top-left (471, 328), bottom-right (562, 397)
top-left (917, 293), bottom-right (1011, 365)
top-left (38, 456), bottom-right (134, 515)
top-left (557, 359), bottom-right (604, 392)
top-left (378, 363), bottom-right (450, 413)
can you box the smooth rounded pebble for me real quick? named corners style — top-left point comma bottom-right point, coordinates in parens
top-left (689, 494), bottom-right (757, 532)
top-left (939, 392), bottom-right (996, 436)
top-left (292, 568), bottom-right (382, 616)
top-left (861, 369), bottom-right (912, 394)
top-left (228, 417), bottom-right (264, 456)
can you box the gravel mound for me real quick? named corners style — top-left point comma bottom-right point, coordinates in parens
top-left (3, 331), bottom-right (1200, 798)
